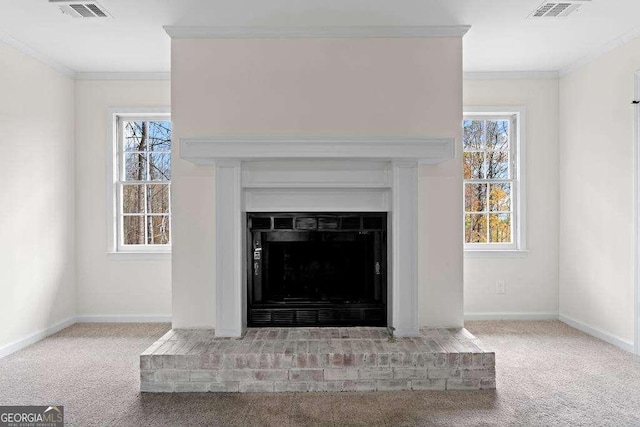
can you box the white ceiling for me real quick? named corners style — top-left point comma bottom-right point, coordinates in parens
top-left (1, 0), bottom-right (639, 74)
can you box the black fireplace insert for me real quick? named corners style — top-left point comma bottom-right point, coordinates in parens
top-left (247, 212), bottom-right (387, 327)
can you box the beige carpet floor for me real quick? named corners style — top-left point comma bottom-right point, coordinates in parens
top-left (0, 321), bottom-right (639, 426)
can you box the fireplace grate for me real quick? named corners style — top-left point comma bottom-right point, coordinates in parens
top-left (250, 307), bottom-right (385, 327)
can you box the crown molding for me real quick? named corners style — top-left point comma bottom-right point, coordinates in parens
top-left (163, 25), bottom-right (471, 39)
top-left (560, 26), bottom-right (640, 77)
top-left (0, 31), bottom-right (75, 78)
top-left (72, 70), bottom-right (563, 81)
top-left (77, 70), bottom-right (563, 82)
top-left (180, 135), bottom-right (455, 165)
top-left (464, 71), bottom-right (559, 80)
top-left (75, 72), bottom-right (171, 81)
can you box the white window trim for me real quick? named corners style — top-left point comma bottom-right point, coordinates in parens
top-left (634, 70), bottom-right (640, 355)
top-left (106, 106), bottom-right (172, 258)
top-left (463, 105), bottom-right (527, 256)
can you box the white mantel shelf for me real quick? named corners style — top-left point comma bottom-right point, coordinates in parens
top-left (180, 136), bottom-right (455, 165)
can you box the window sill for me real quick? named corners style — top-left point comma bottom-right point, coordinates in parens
top-left (107, 251), bottom-right (171, 260)
top-left (464, 249), bottom-right (529, 259)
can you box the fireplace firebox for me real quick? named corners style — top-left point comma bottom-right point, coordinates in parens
top-left (247, 212), bottom-right (387, 327)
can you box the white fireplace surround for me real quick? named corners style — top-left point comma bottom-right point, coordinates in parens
top-left (180, 135), bottom-right (455, 337)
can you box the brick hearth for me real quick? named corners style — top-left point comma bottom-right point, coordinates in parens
top-left (140, 327), bottom-right (495, 393)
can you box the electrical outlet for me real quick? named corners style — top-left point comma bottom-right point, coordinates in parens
top-left (496, 280), bottom-right (506, 294)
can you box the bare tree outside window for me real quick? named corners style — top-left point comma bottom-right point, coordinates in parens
top-left (463, 117), bottom-right (514, 246)
top-left (119, 119), bottom-right (171, 248)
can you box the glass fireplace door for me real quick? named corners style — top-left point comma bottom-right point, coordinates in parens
top-left (247, 213), bottom-right (386, 327)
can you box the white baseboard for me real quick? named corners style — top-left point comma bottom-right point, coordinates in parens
top-left (559, 314), bottom-right (635, 353)
top-left (0, 315), bottom-right (172, 359)
top-left (464, 312), bottom-right (559, 321)
top-left (76, 315), bottom-right (171, 323)
top-left (0, 317), bottom-right (76, 359)
top-left (466, 312), bottom-right (636, 353)
top-left (2, 313), bottom-right (633, 358)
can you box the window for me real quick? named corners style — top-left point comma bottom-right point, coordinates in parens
top-left (111, 112), bottom-right (172, 253)
top-left (463, 108), bottom-right (524, 251)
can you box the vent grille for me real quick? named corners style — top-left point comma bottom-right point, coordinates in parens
top-left (51, 1), bottom-right (111, 18)
top-left (69, 4), bottom-right (94, 17)
top-left (363, 216), bottom-right (384, 230)
top-left (341, 217), bottom-right (361, 230)
top-left (250, 217), bottom-right (271, 230)
top-left (295, 217), bottom-right (317, 230)
top-left (273, 217), bottom-right (294, 230)
top-left (86, 3), bottom-right (107, 17)
top-left (530, 1), bottom-right (590, 18)
top-left (318, 217), bottom-right (339, 230)
top-left (248, 213), bottom-right (386, 231)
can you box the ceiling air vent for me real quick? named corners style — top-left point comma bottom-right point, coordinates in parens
top-left (529, 1), bottom-right (590, 18)
top-left (50, 0), bottom-right (111, 18)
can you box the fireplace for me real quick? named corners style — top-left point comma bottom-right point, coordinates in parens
top-left (174, 138), bottom-right (457, 337)
top-left (247, 212), bottom-right (387, 327)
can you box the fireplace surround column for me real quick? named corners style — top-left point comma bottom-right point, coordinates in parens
top-left (390, 161), bottom-right (419, 336)
top-left (214, 160), bottom-right (246, 337)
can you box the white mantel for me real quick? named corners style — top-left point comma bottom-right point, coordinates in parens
top-left (180, 135), bottom-right (455, 337)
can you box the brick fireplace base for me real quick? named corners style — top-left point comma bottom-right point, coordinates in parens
top-left (140, 327), bottom-right (495, 393)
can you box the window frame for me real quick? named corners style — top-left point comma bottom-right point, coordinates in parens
top-left (463, 106), bottom-right (526, 255)
top-left (106, 107), bottom-right (172, 257)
